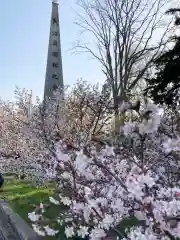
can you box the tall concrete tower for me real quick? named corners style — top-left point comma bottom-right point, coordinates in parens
top-left (44, 0), bottom-right (64, 100)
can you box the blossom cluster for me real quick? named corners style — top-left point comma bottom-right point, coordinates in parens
top-left (27, 102), bottom-right (180, 239)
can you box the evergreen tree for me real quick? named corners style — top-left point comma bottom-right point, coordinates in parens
top-left (145, 8), bottom-right (180, 106)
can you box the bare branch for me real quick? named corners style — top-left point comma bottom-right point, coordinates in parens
top-left (74, 0), bottom-right (174, 118)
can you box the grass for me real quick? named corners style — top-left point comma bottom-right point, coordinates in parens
top-left (0, 175), bottom-right (63, 240)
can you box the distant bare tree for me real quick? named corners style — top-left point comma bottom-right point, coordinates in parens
top-left (74, 0), bottom-right (174, 129)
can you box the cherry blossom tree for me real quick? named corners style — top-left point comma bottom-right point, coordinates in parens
top-left (28, 101), bottom-right (180, 239)
top-left (0, 88), bottom-right (50, 183)
top-left (58, 79), bottom-right (112, 145)
top-left (0, 81), bottom-right (112, 182)
top-left (2, 84), bottom-right (180, 239)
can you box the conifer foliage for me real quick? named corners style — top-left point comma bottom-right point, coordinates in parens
top-left (145, 8), bottom-right (180, 106)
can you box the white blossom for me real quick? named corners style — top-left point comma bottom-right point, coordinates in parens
top-left (49, 196), bottom-right (60, 205)
top-left (100, 214), bottom-right (114, 230)
top-left (59, 196), bottom-right (71, 206)
top-left (162, 138), bottom-right (180, 153)
top-left (65, 226), bottom-right (75, 238)
top-left (32, 224), bottom-right (46, 236)
top-left (28, 212), bottom-right (41, 222)
top-left (90, 228), bottom-right (106, 240)
top-left (77, 226), bottom-right (89, 238)
top-left (44, 225), bottom-right (58, 236)
top-left (123, 122), bottom-right (136, 136)
top-left (123, 226), bottom-right (158, 240)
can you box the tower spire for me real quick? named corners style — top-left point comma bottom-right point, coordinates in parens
top-left (44, 0), bottom-right (64, 100)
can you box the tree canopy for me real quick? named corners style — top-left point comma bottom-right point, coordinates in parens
top-left (145, 8), bottom-right (180, 106)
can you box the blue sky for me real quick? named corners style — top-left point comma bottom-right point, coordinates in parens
top-left (0, 0), bottom-right (103, 101)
